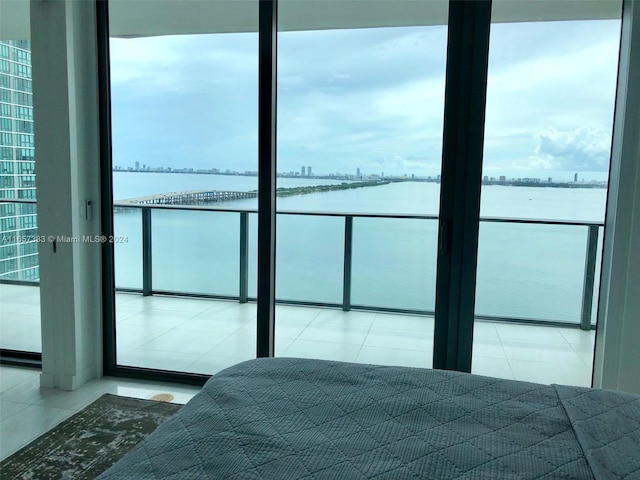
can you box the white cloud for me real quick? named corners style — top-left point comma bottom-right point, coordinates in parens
top-left (529, 127), bottom-right (611, 171)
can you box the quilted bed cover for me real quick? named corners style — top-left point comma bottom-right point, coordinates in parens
top-left (98, 358), bottom-right (640, 479)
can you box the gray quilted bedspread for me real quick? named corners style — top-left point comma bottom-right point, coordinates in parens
top-left (98, 358), bottom-right (640, 479)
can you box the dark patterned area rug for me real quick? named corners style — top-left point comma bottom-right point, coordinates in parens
top-left (0, 393), bottom-right (182, 479)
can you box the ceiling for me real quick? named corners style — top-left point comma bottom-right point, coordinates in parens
top-left (0, 0), bottom-right (622, 40)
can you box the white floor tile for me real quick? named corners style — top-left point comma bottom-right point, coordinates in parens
top-left (356, 346), bottom-right (431, 369)
top-left (116, 347), bottom-right (203, 373)
top-left (141, 329), bottom-right (232, 355)
top-left (275, 305), bottom-right (322, 323)
top-left (205, 333), bottom-right (256, 358)
top-left (0, 404), bottom-right (75, 460)
top-left (0, 334), bottom-right (42, 352)
top-left (297, 324), bottom-right (370, 345)
top-left (0, 366), bottom-right (39, 393)
top-left (118, 309), bottom-right (194, 329)
top-left (472, 338), bottom-right (507, 359)
top-left (0, 375), bottom-right (42, 404)
top-left (283, 339), bottom-right (360, 363)
top-left (0, 399), bottom-right (30, 422)
top-left (501, 339), bottom-right (586, 365)
top-left (0, 301), bottom-right (38, 315)
top-left (576, 351), bottom-right (595, 368)
top-left (181, 314), bottom-right (251, 334)
top-left (364, 327), bottom-right (433, 351)
top-left (310, 309), bottom-right (376, 328)
top-left (150, 297), bottom-right (220, 314)
top-left (495, 323), bottom-right (569, 344)
top-left (33, 381), bottom-right (114, 410)
top-left (188, 355), bottom-right (246, 376)
top-left (1, 288), bottom-right (596, 387)
top-left (115, 323), bottom-right (175, 348)
top-left (274, 336), bottom-right (296, 356)
top-left (557, 328), bottom-right (596, 344)
top-left (473, 321), bottom-right (500, 339)
top-left (471, 357), bottom-right (515, 380)
top-left (508, 359), bottom-right (592, 387)
top-left (0, 313), bottom-right (40, 337)
top-left (371, 313), bottom-right (432, 332)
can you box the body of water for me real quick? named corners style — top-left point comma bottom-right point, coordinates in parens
top-left (113, 172), bottom-right (606, 324)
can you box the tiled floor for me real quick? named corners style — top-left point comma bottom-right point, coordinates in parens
top-left (1, 284), bottom-right (596, 386)
top-left (0, 285), bottom-right (596, 461)
top-left (0, 364), bottom-right (200, 461)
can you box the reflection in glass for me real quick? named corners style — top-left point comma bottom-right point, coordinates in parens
top-left (0, 39), bottom-right (41, 354)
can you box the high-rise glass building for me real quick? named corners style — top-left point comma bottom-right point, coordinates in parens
top-left (0, 39), bottom-right (37, 281)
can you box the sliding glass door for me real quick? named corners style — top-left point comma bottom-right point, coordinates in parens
top-left (99, 0), bottom-right (622, 385)
top-left (273, 1), bottom-right (449, 367)
top-left (106, 1), bottom-right (259, 376)
top-left (471, 0), bottom-right (622, 385)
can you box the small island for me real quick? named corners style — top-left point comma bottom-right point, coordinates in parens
top-left (117, 181), bottom-right (391, 206)
top-left (274, 180), bottom-right (390, 197)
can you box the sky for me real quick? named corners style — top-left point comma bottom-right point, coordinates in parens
top-left (109, 9), bottom-right (621, 182)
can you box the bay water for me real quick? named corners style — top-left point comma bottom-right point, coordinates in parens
top-left (113, 172), bottom-right (606, 324)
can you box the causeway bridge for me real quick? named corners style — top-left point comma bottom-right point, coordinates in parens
top-left (120, 190), bottom-right (257, 205)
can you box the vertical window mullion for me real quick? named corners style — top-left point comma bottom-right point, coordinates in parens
top-left (96, 0), bottom-right (117, 375)
top-left (433, 0), bottom-right (492, 372)
top-left (256, 0), bottom-right (277, 358)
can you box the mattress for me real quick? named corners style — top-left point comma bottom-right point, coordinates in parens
top-left (98, 358), bottom-right (640, 479)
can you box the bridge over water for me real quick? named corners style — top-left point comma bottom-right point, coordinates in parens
top-left (120, 190), bottom-right (257, 205)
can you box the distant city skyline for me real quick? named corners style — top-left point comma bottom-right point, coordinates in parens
top-left (109, 17), bottom-right (620, 184)
top-left (112, 163), bottom-right (607, 186)
top-left (113, 162), bottom-right (609, 184)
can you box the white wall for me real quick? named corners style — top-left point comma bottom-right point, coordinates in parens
top-left (30, 0), bottom-right (103, 390)
top-left (593, 0), bottom-right (640, 394)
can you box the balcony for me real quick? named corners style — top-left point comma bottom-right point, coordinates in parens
top-left (0, 203), bottom-right (599, 386)
top-left (0, 285), bottom-right (595, 385)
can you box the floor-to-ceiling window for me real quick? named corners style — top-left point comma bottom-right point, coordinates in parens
top-left (100, 0), bottom-right (623, 386)
top-left (273, 1), bottom-right (449, 366)
top-left (471, 0), bottom-right (622, 385)
top-left (107, 1), bottom-right (259, 376)
top-left (0, 36), bottom-right (41, 359)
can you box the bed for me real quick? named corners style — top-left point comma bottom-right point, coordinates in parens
top-left (98, 357), bottom-right (640, 479)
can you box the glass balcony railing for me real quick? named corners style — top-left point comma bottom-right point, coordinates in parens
top-left (108, 203), bottom-right (602, 330)
top-left (0, 202), bottom-right (602, 331)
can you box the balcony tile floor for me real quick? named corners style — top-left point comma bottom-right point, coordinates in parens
top-left (1, 286), bottom-right (596, 460)
top-left (1, 286), bottom-right (596, 384)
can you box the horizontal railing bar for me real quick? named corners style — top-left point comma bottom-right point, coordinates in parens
top-left (479, 216), bottom-right (603, 227)
top-left (113, 202), bottom-right (604, 227)
top-left (0, 278), bottom-right (40, 286)
top-left (0, 199), bottom-right (37, 205)
top-left (473, 314), bottom-right (595, 330)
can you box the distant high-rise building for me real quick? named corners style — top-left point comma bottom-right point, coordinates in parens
top-left (135, 161), bottom-right (140, 170)
top-left (548, 177), bottom-right (553, 183)
top-left (356, 167), bottom-right (361, 178)
top-left (483, 175), bottom-right (489, 182)
top-left (0, 40), bottom-right (37, 280)
top-left (499, 175), bottom-right (506, 183)
top-left (301, 166), bottom-right (306, 176)
top-left (574, 173), bottom-right (578, 182)
top-left (307, 166), bottom-right (312, 176)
